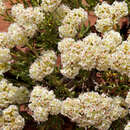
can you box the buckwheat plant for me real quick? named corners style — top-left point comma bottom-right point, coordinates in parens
top-left (0, 0), bottom-right (129, 129)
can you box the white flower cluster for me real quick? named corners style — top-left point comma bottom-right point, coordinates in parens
top-left (0, 105), bottom-right (25, 130)
top-left (111, 1), bottom-right (128, 22)
top-left (29, 87), bottom-right (129, 129)
top-left (14, 86), bottom-right (30, 105)
top-left (110, 36), bottom-right (130, 77)
top-left (8, 23), bottom-right (29, 47)
top-left (95, 18), bottom-right (113, 33)
top-left (95, 1), bottom-right (128, 33)
top-left (29, 50), bottom-right (57, 81)
top-left (125, 91), bottom-right (130, 114)
top-left (0, 24), bottom-right (28, 48)
top-left (61, 92), bottom-right (128, 130)
top-left (0, 79), bottom-right (29, 108)
top-left (80, 33), bottom-right (102, 71)
top-left (0, 32), bottom-right (9, 48)
top-left (0, 0), bottom-right (6, 14)
top-left (59, 8), bottom-right (88, 38)
top-left (29, 86), bottom-right (61, 122)
top-left (96, 30), bottom-right (123, 71)
top-left (41, 0), bottom-right (62, 12)
top-left (0, 3), bottom-right (46, 49)
top-left (102, 30), bottom-right (122, 52)
top-left (0, 48), bottom-right (11, 64)
top-left (11, 4), bottom-right (45, 26)
top-left (0, 47), bottom-right (11, 75)
top-left (58, 38), bottom-right (83, 78)
top-left (11, 4), bottom-right (45, 38)
top-left (54, 4), bottom-right (71, 22)
top-left (125, 122), bottom-right (130, 130)
top-left (58, 31), bottom-right (129, 78)
top-left (127, 35), bottom-right (130, 41)
top-left (0, 62), bottom-right (10, 75)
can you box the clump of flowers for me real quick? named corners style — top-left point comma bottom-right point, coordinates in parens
top-left (124, 122), bottom-right (130, 130)
top-left (41, 0), bottom-right (62, 12)
top-left (0, 105), bottom-right (25, 130)
top-left (80, 33), bottom-right (102, 71)
top-left (125, 91), bottom-right (130, 113)
top-left (61, 92), bottom-right (128, 130)
top-left (29, 86), bottom-right (61, 122)
top-left (58, 31), bottom-right (129, 78)
top-left (95, 18), bottom-right (113, 33)
top-left (11, 3), bottom-right (24, 18)
top-left (127, 35), bottom-right (130, 41)
top-left (110, 36), bottom-right (130, 78)
top-left (96, 30), bottom-right (122, 71)
top-left (1, 3), bottom-right (46, 49)
top-left (0, 79), bottom-right (29, 108)
top-left (94, 1), bottom-right (112, 19)
top-left (29, 50), bottom-right (57, 81)
top-left (54, 4), bottom-right (71, 22)
top-left (101, 30), bottom-right (122, 52)
top-left (95, 1), bottom-right (128, 33)
top-left (0, 32), bottom-right (9, 48)
top-left (58, 38), bottom-right (82, 78)
top-left (11, 4), bottom-right (45, 38)
top-left (11, 5), bottom-right (45, 26)
top-left (14, 86), bottom-right (30, 105)
top-left (0, 47), bottom-right (11, 75)
top-left (0, 78), bottom-right (17, 108)
top-left (0, 47), bottom-right (11, 63)
top-left (0, 62), bottom-right (10, 75)
top-left (0, 24), bottom-right (28, 49)
top-left (111, 1), bottom-right (128, 23)
top-left (59, 24), bottom-right (77, 38)
top-left (8, 23), bottom-right (28, 48)
top-left (0, 0), bottom-right (6, 14)
top-left (59, 7), bottom-right (88, 38)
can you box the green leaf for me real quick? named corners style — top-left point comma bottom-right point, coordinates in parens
top-left (30, 0), bottom-right (40, 7)
top-left (85, 0), bottom-right (97, 10)
top-left (125, 0), bottom-right (130, 14)
top-left (75, 127), bottom-right (85, 130)
top-left (22, 0), bottom-right (29, 7)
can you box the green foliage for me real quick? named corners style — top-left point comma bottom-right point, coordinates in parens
top-left (85, 0), bottom-right (98, 10)
top-left (38, 115), bottom-right (64, 130)
top-left (5, 48), bottom-right (36, 88)
top-left (62, 0), bottom-right (83, 9)
top-left (36, 13), bottom-right (61, 52)
top-left (75, 127), bottom-right (85, 130)
top-left (30, 0), bottom-right (40, 7)
top-left (109, 114), bottom-right (130, 130)
top-left (76, 22), bottom-right (90, 40)
top-left (96, 70), bottom-right (130, 97)
top-left (125, 0), bottom-right (130, 13)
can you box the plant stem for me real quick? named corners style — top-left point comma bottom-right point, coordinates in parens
top-left (113, 24), bottom-right (117, 31)
top-left (25, 43), bottom-right (39, 57)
